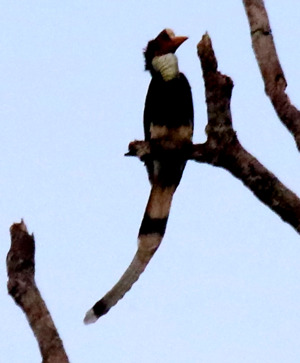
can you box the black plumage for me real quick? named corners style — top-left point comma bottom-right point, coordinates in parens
top-left (144, 72), bottom-right (194, 140)
top-left (84, 29), bottom-right (194, 324)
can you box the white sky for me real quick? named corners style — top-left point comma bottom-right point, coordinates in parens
top-left (1, 1), bottom-right (300, 362)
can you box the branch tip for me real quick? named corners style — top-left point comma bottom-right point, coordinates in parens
top-left (197, 32), bottom-right (211, 52)
top-left (7, 221), bottom-right (69, 362)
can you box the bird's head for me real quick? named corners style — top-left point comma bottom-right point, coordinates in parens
top-left (144, 29), bottom-right (188, 72)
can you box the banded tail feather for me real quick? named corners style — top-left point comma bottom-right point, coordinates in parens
top-left (84, 184), bottom-right (175, 324)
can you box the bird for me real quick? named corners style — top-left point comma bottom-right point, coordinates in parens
top-left (84, 29), bottom-right (194, 324)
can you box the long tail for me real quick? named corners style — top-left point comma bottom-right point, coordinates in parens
top-left (84, 184), bottom-right (176, 324)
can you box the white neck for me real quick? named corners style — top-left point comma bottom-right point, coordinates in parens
top-left (151, 53), bottom-right (179, 81)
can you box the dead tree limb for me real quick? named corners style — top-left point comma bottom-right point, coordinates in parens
top-left (6, 220), bottom-right (69, 363)
top-left (243, 0), bottom-right (300, 150)
top-left (194, 33), bottom-right (300, 233)
top-left (126, 33), bottom-right (300, 234)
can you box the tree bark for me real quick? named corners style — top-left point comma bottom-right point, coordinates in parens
top-left (243, 0), bottom-right (300, 150)
top-left (6, 220), bottom-right (69, 363)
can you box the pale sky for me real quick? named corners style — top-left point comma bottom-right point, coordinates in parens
top-left (2, 1), bottom-right (300, 362)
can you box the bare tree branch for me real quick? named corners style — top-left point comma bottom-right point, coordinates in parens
top-left (243, 0), bottom-right (300, 150)
top-left (6, 220), bottom-right (69, 363)
top-left (126, 33), bottom-right (300, 234)
top-left (194, 33), bottom-right (300, 233)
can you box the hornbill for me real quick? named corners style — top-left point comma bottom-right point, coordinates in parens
top-left (84, 29), bottom-right (194, 324)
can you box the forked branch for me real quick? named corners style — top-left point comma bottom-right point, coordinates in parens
top-left (194, 33), bottom-right (300, 233)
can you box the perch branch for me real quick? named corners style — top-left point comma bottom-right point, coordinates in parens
top-left (194, 33), bottom-right (300, 233)
top-left (6, 220), bottom-right (69, 363)
top-left (243, 0), bottom-right (300, 150)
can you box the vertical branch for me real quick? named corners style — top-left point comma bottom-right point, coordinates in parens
top-left (192, 33), bottom-right (300, 233)
top-left (7, 220), bottom-right (69, 363)
top-left (243, 0), bottom-right (300, 150)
